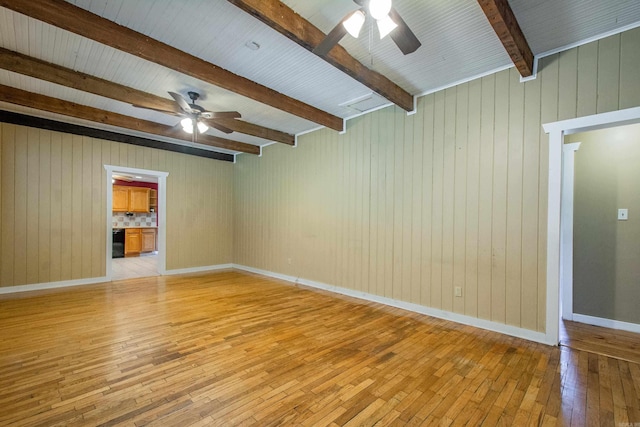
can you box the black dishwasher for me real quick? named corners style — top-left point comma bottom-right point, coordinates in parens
top-left (112, 229), bottom-right (125, 258)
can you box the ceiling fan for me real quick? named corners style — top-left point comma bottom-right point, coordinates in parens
top-left (314, 0), bottom-right (421, 56)
top-left (133, 91), bottom-right (241, 136)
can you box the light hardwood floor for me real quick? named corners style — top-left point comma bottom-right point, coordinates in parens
top-left (561, 320), bottom-right (640, 365)
top-left (1, 270), bottom-right (639, 426)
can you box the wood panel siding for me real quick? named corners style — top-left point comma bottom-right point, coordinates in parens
top-left (0, 125), bottom-right (233, 287)
top-left (233, 28), bottom-right (640, 334)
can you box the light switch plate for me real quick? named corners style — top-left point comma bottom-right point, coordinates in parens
top-left (618, 209), bottom-right (628, 220)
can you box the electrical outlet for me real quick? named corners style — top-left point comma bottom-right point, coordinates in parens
top-left (454, 286), bottom-right (462, 297)
top-left (287, 258), bottom-right (292, 265)
top-left (618, 209), bottom-right (628, 221)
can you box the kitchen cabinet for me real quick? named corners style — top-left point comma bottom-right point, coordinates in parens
top-left (141, 228), bottom-right (156, 252)
top-left (125, 228), bottom-right (141, 255)
top-left (129, 188), bottom-right (150, 212)
top-left (113, 186), bottom-right (151, 213)
top-left (149, 189), bottom-right (157, 212)
top-left (113, 186), bottom-right (130, 212)
top-left (124, 228), bottom-right (156, 256)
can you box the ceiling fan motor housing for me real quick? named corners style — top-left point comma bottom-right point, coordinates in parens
top-left (186, 92), bottom-right (205, 112)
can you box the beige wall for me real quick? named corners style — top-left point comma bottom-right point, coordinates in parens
top-left (0, 124), bottom-right (233, 287)
top-left (234, 28), bottom-right (640, 333)
top-left (567, 124), bottom-right (640, 324)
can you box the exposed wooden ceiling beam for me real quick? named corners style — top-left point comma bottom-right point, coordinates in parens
top-left (0, 85), bottom-right (260, 155)
top-left (0, 0), bottom-right (344, 132)
top-left (227, 0), bottom-right (415, 112)
top-left (0, 47), bottom-right (295, 146)
top-left (477, 0), bottom-right (534, 77)
top-left (209, 118), bottom-right (293, 145)
top-left (0, 110), bottom-right (234, 162)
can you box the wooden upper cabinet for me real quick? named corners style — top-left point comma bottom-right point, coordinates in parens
top-left (113, 186), bottom-right (129, 212)
top-left (149, 189), bottom-right (157, 212)
top-left (129, 188), bottom-right (150, 213)
top-left (112, 186), bottom-right (151, 213)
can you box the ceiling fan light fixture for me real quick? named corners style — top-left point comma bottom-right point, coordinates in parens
top-left (369, 0), bottom-right (392, 20)
top-left (343, 10), bottom-right (366, 38)
top-left (181, 117), bottom-right (194, 134)
top-left (377, 14), bottom-right (398, 39)
top-left (197, 121), bottom-right (209, 134)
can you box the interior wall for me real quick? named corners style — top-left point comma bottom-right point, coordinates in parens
top-left (0, 124), bottom-right (234, 288)
top-left (234, 27), bottom-right (640, 333)
top-left (566, 124), bottom-right (640, 324)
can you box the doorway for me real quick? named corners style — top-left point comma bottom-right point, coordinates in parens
top-left (543, 105), bottom-right (640, 345)
top-left (104, 165), bottom-right (168, 281)
top-left (560, 124), bottom-right (640, 332)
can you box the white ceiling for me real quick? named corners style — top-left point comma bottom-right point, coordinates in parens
top-left (1, 0), bottom-right (639, 156)
top-left (113, 173), bottom-right (158, 184)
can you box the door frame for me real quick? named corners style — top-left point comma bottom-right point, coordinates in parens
top-left (104, 165), bottom-right (169, 280)
top-left (560, 142), bottom-right (581, 321)
top-left (543, 105), bottom-right (640, 345)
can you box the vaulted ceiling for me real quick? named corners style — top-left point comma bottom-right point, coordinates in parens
top-left (0, 0), bottom-right (639, 160)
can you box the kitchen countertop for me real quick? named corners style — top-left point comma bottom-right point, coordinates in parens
top-left (113, 226), bottom-right (157, 229)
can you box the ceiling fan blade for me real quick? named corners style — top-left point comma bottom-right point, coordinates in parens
top-left (388, 7), bottom-right (421, 55)
top-left (313, 13), bottom-right (350, 56)
top-left (131, 104), bottom-right (181, 116)
top-left (170, 121), bottom-right (184, 133)
top-left (208, 122), bottom-right (234, 134)
top-left (168, 91), bottom-right (195, 114)
top-left (208, 111), bottom-right (241, 119)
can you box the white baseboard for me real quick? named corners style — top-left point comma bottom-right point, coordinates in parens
top-left (0, 264), bottom-right (555, 345)
top-left (0, 276), bottom-right (109, 294)
top-left (164, 263), bottom-right (233, 276)
top-left (572, 313), bottom-right (640, 334)
top-left (233, 264), bottom-right (549, 345)
top-left (0, 263), bottom-right (234, 294)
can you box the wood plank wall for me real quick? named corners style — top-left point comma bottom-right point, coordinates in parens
top-left (233, 28), bottom-right (640, 333)
top-left (0, 125), bottom-right (233, 287)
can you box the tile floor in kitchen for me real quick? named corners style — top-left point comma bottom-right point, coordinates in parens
top-left (112, 254), bottom-right (158, 281)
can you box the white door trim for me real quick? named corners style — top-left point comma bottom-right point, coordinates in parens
top-left (560, 142), bottom-right (581, 321)
top-left (543, 105), bottom-right (640, 345)
top-left (104, 165), bottom-right (169, 280)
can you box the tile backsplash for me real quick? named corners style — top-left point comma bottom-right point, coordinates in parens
top-left (112, 212), bottom-right (157, 228)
